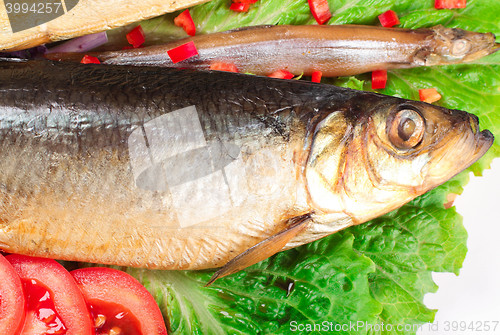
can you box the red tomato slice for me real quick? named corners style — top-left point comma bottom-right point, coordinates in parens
top-left (232, 0), bottom-right (258, 3)
top-left (268, 69), bottom-right (294, 79)
top-left (229, 2), bottom-right (250, 12)
top-left (308, 0), bottom-right (332, 25)
top-left (126, 25), bottom-right (145, 48)
top-left (6, 255), bottom-right (94, 335)
top-left (371, 70), bottom-right (387, 90)
top-left (419, 88), bottom-right (442, 103)
top-left (0, 254), bottom-right (26, 335)
top-left (174, 9), bottom-right (196, 36)
top-left (378, 10), bottom-right (400, 27)
top-left (81, 55), bottom-right (100, 64)
top-left (167, 41), bottom-right (199, 63)
top-left (435, 0), bottom-right (466, 9)
top-left (311, 70), bottom-right (322, 83)
top-left (71, 268), bottom-right (167, 335)
top-left (210, 62), bottom-right (239, 72)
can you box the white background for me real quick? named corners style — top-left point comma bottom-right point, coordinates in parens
top-left (418, 158), bottom-right (500, 335)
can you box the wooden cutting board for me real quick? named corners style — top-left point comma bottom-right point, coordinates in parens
top-left (0, 0), bottom-right (209, 51)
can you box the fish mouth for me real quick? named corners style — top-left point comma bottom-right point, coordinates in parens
top-left (468, 114), bottom-right (494, 163)
top-left (421, 114), bottom-right (494, 194)
top-left (428, 26), bottom-right (498, 64)
top-left (493, 42), bottom-right (500, 53)
top-left (476, 129), bottom-right (494, 154)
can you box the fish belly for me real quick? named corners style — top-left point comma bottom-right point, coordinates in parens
top-left (0, 139), bottom-right (300, 269)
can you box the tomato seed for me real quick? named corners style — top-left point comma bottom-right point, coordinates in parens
top-left (94, 314), bottom-right (106, 328)
top-left (109, 326), bottom-right (122, 335)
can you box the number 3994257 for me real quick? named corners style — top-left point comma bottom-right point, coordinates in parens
top-left (443, 320), bottom-right (499, 332)
top-left (5, 2), bottom-right (62, 14)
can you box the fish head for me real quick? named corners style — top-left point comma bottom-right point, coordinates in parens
top-left (425, 25), bottom-right (499, 65)
top-left (305, 98), bottom-right (493, 224)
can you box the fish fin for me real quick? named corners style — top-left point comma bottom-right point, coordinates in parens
top-left (205, 213), bottom-right (312, 286)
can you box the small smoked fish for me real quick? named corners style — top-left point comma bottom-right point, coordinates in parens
top-left (46, 25), bottom-right (499, 76)
top-left (0, 60), bottom-right (493, 283)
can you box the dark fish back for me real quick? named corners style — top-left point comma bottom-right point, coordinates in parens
top-left (0, 60), bottom-right (361, 153)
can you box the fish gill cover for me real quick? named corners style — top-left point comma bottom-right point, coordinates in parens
top-left (102, 0), bottom-right (499, 334)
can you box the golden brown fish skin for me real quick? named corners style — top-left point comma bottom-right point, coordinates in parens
top-left (0, 0), bottom-right (211, 51)
top-left (46, 25), bottom-right (499, 77)
top-left (0, 60), bottom-right (493, 270)
top-left (0, 60), bottom-right (329, 269)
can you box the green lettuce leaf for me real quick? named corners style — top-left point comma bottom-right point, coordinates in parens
top-left (107, 0), bottom-right (499, 334)
top-left (128, 176), bottom-right (468, 335)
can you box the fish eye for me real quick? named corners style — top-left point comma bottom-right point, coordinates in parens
top-left (387, 108), bottom-right (425, 150)
top-left (451, 39), bottom-right (471, 56)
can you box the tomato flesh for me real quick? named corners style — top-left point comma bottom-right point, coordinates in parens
top-left (268, 69), bottom-right (294, 79)
top-left (378, 10), bottom-right (400, 27)
top-left (71, 267), bottom-right (167, 335)
top-left (371, 70), bottom-right (387, 89)
top-left (0, 254), bottom-right (26, 335)
top-left (88, 300), bottom-right (141, 335)
top-left (229, 3), bottom-right (250, 12)
top-left (81, 55), bottom-right (100, 64)
top-left (21, 279), bottom-right (67, 335)
top-left (419, 88), bottom-right (442, 103)
top-left (210, 62), bottom-right (239, 72)
top-left (311, 70), bottom-right (322, 83)
top-left (435, 0), bottom-right (466, 9)
top-left (6, 255), bottom-right (94, 335)
top-left (167, 41), bottom-right (199, 63)
top-left (174, 10), bottom-right (196, 36)
top-left (308, 0), bottom-right (332, 25)
top-left (232, 0), bottom-right (258, 3)
top-left (126, 26), bottom-right (145, 48)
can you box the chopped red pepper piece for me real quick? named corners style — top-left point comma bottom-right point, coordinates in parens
top-left (167, 41), bottom-right (199, 64)
top-left (435, 0), bottom-right (466, 9)
top-left (174, 9), bottom-right (196, 36)
top-left (308, 0), bottom-right (332, 25)
top-left (311, 70), bottom-right (323, 83)
top-left (210, 62), bottom-right (239, 73)
top-left (419, 88), bottom-right (442, 103)
top-left (378, 10), bottom-right (400, 27)
top-left (268, 70), bottom-right (294, 79)
top-left (80, 55), bottom-right (100, 64)
top-left (233, 0), bottom-right (258, 3)
top-left (126, 26), bottom-right (145, 48)
top-left (371, 70), bottom-right (387, 89)
top-left (230, 3), bottom-right (250, 12)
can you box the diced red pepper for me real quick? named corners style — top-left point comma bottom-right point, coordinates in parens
top-left (419, 88), bottom-right (442, 103)
top-left (80, 55), bottom-right (100, 64)
top-left (308, 0), bottom-right (332, 25)
top-left (174, 9), bottom-right (196, 36)
top-left (311, 70), bottom-right (323, 83)
top-left (167, 41), bottom-right (199, 63)
top-left (435, 0), bottom-right (466, 9)
top-left (371, 70), bottom-right (387, 89)
top-left (268, 70), bottom-right (294, 79)
top-left (232, 0), bottom-right (258, 3)
top-left (126, 26), bottom-right (145, 48)
top-left (230, 3), bottom-right (250, 12)
top-left (378, 10), bottom-right (400, 27)
top-left (210, 62), bottom-right (239, 73)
